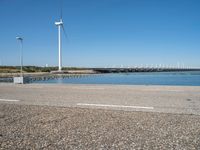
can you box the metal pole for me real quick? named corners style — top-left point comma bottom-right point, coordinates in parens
top-left (20, 40), bottom-right (23, 77)
top-left (16, 37), bottom-right (23, 77)
top-left (58, 25), bottom-right (62, 71)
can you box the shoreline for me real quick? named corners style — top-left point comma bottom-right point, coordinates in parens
top-left (0, 72), bottom-right (98, 83)
top-left (2, 83), bottom-right (200, 89)
top-left (1, 70), bottom-right (200, 86)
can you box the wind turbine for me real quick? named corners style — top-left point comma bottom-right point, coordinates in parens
top-left (55, 2), bottom-right (68, 72)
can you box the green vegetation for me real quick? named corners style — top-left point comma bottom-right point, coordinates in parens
top-left (0, 66), bottom-right (88, 73)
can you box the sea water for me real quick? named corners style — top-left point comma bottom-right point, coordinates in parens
top-left (33, 71), bottom-right (200, 86)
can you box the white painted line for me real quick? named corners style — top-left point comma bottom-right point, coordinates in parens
top-left (77, 103), bottom-right (154, 110)
top-left (0, 98), bottom-right (20, 102)
top-left (72, 87), bottom-right (105, 90)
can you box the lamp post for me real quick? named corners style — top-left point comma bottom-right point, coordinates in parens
top-left (16, 36), bottom-right (23, 77)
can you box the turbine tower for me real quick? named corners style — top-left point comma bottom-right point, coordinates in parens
top-left (55, 19), bottom-right (63, 71)
top-left (55, 0), bottom-right (68, 72)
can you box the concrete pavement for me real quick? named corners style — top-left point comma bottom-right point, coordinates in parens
top-left (0, 83), bottom-right (200, 115)
top-left (1, 84), bottom-right (200, 149)
top-left (0, 104), bottom-right (200, 149)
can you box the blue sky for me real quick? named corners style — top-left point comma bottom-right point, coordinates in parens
top-left (0, 0), bottom-right (200, 67)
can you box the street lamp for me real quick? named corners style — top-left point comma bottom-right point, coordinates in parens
top-left (14, 36), bottom-right (24, 84)
top-left (16, 36), bottom-right (23, 77)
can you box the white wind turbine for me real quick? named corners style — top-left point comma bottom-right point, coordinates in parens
top-left (55, 2), bottom-right (68, 72)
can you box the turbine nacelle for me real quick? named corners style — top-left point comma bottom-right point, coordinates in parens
top-left (55, 19), bottom-right (63, 26)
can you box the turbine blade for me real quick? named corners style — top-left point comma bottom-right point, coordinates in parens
top-left (61, 25), bottom-right (69, 41)
top-left (60, 0), bottom-right (63, 19)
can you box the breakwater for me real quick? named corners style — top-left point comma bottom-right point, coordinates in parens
top-left (0, 74), bottom-right (93, 83)
top-left (93, 68), bottom-right (200, 73)
top-left (27, 74), bottom-right (92, 83)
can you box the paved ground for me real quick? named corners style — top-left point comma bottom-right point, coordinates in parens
top-left (0, 84), bottom-right (200, 115)
top-left (0, 84), bottom-right (200, 149)
top-left (0, 104), bottom-right (200, 149)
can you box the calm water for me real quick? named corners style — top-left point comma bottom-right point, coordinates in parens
top-left (34, 71), bottom-right (200, 86)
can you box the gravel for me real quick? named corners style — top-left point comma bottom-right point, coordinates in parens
top-left (0, 104), bottom-right (200, 149)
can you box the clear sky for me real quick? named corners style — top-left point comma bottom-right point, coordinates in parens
top-left (0, 0), bottom-right (200, 67)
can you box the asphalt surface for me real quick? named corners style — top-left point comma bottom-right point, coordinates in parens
top-left (0, 84), bottom-right (200, 149)
top-left (0, 84), bottom-right (200, 115)
top-left (1, 104), bottom-right (200, 149)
